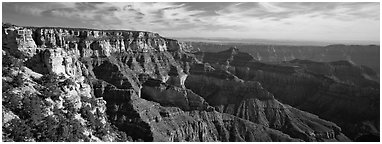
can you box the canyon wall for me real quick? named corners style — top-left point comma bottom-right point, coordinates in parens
top-left (194, 47), bottom-right (379, 141)
top-left (2, 25), bottom-right (359, 142)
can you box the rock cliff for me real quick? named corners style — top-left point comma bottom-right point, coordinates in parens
top-left (185, 65), bottom-right (349, 141)
top-left (2, 24), bottom-right (358, 141)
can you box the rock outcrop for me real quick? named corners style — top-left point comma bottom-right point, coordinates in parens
top-left (2, 24), bottom-right (362, 142)
top-left (94, 80), bottom-right (300, 141)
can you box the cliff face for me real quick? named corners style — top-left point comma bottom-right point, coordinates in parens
top-left (2, 25), bottom-right (193, 142)
top-left (94, 80), bottom-right (299, 142)
top-left (194, 47), bottom-right (379, 141)
top-left (185, 66), bottom-right (349, 141)
top-left (2, 24), bottom-right (355, 142)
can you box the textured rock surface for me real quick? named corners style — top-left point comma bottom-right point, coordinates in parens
top-left (141, 78), bottom-right (211, 111)
top-left (194, 47), bottom-right (379, 141)
top-left (185, 68), bottom-right (348, 141)
top-left (93, 78), bottom-right (300, 141)
top-left (2, 24), bottom-right (366, 142)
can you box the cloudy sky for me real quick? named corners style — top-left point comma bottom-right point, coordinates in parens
top-left (2, 2), bottom-right (380, 43)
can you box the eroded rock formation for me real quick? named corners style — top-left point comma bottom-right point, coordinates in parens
top-left (194, 47), bottom-right (379, 141)
top-left (2, 24), bottom-right (364, 142)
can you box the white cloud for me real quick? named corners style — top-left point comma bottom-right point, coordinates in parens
top-left (258, 2), bottom-right (290, 13)
top-left (4, 2), bottom-right (379, 42)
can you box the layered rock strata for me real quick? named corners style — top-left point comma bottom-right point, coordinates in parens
top-left (194, 47), bottom-right (379, 141)
top-left (2, 25), bottom-right (357, 141)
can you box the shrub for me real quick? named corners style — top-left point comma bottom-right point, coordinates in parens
top-left (38, 73), bottom-right (62, 100)
top-left (39, 73), bottom-right (60, 85)
top-left (3, 92), bottom-right (24, 114)
top-left (4, 119), bottom-right (33, 142)
top-left (2, 52), bottom-right (24, 68)
top-left (19, 94), bottom-right (44, 120)
top-left (62, 78), bottom-right (76, 86)
top-left (12, 73), bottom-right (24, 87)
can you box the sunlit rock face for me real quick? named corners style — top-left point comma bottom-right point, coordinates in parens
top-left (2, 24), bottom-right (365, 142)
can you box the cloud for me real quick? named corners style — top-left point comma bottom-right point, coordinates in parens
top-left (189, 2), bottom-right (379, 41)
top-left (2, 2), bottom-right (379, 42)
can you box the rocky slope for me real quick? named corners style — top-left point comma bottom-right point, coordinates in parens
top-left (184, 64), bottom-right (350, 141)
top-left (194, 47), bottom-right (380, 141)
top-left (2, 24), bottom-right (355, 142)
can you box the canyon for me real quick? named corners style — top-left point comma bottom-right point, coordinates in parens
top-left (189, 42), bottom-right (380, 74)
top-left (2, 24), bottom-right (379, 142)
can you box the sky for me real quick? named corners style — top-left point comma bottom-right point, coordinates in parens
top-left (2, 2), bottom-right (380, 43)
